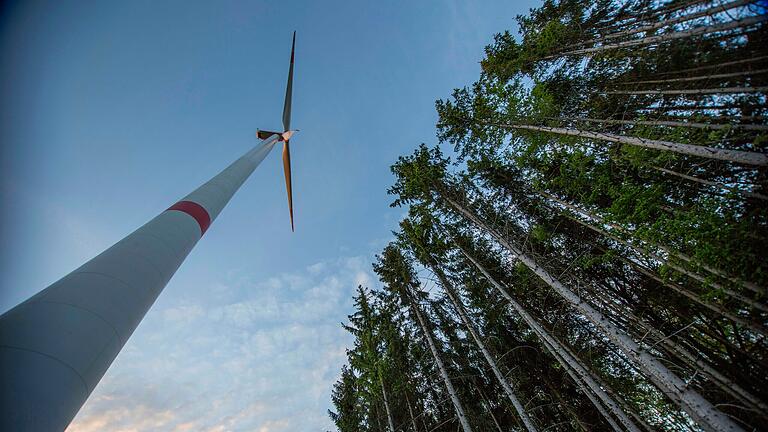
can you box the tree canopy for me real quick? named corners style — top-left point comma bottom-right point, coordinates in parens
top-left (329, 1), bottom-right (767, 431)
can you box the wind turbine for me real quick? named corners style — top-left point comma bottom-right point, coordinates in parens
top-left (0, 33), bottom-right (299, 432)
top-left (258, 30), bottom-right (297, 231)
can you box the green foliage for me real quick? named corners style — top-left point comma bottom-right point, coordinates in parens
top-left (388, 144), bottom-right (449, 207)
top-left (332, 1), bottom-right (768, 430)
top-left (329, 366), bottom-right (365, 432)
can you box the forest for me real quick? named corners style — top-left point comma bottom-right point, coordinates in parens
top-left (328, 1), bottom-right (767, 431)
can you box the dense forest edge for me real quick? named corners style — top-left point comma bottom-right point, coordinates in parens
top-left (328, 1), bottom-right (767, 431)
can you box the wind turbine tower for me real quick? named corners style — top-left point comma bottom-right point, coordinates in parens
top-left (0, 32), bottom-right (299, 431)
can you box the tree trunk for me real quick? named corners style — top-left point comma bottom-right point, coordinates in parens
top-left (498, 123), bottom-right (768, 166)
top-left (443, 193), bottom-right (745, 432)
top-left (554, 116), bottom-right (768, 131)
top-left (428, 261), bottom-right (539, 432)
top-left (618, 256), bottom-right (767, 336)
top-left (615, 68), bottom-right (768, 86)
top-left (662, 115), bottom-right (767, 121)
top-left (476, 387), bottom-right (504, 432)
top-left (537, 190), bottom-right (765, 294)
top-left (615, 304), bottom-right (768, 415)
top-left (407, 293), bottom-right (474, 432)
top-left (578, 0), bottom-right (754, 46)
top-left (546, 15), bottom-right (767, 59)
top-left (594, 0), bottom-right (709, 35)
top-left (544, 376), bottom-right (592, 431)
top-left (457, 244), bottom-right (645, 432)
top-left (374, 403), bottom-right (384, 432)
top-left (639, 104), bottom-right (748, 111)
top-left (405, 392), bottom-right (420, 432)
top-left (572, 212), bottom-right (768, 315)
top-left (380, 372), bottom-right (396, 432)
top-left (606, 86), bottom-right (768, 95)
top-left (546, 203), bottom-right (768, 317)
top-left (654, 55), bottom-right (768, 77)
top-left (540, 333), bottom-right (626, 432)
top-left (652, 166), bottom-right (768, 201)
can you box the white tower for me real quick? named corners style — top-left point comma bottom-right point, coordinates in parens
top-left (0, 33), bottom-right (298, 432)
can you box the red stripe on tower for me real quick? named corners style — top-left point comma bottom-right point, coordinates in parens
top-left (167, 201), bottom-right (211, 235)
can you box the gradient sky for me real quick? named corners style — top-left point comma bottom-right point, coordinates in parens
top-left (0, 1), bottom-right (536, 430)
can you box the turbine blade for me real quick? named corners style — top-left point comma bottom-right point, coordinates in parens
top-left (282, 140), bottom-right (294, 232)
top-left (282, 31), bottom-right (295, 132)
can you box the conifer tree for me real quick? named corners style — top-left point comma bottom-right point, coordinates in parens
top-left (330, 1), bottom-right (767, 430)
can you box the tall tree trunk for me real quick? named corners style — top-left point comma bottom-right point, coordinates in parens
top-left (540, 332), bottom-right (627, 432)
top-left (537, 190), bottom-right (765, 294)
top-left (576, 0), bottom-right (755, 47)
top-left (615, 68), bottom-right (768, 85)
top-left (639, 104), bottom-right (748, 111)
top-left (594, 0), bottom-right (709, 35)
top-left (553, 116), bottom-right (768, 131)
top-left (374, 403), bottom-right (384, 432)
top-left (496, 123), bottom-right (768, 166)
top-left (543, 376), bottom-right (592, 431)
top-left (545, 15), bottom-right (767, 59)
top-left (407, 292), bottom-right (474, 432)
top-left (546, 204), bottom-right (768, 318)
top-left (652, 166), bottom-right (768, 201)
top-left (618, 256), bottom-right (766, 336)
top-left (662, 115), bottom-right (767, 121)
top-left (655, 55), bottom-right (768, 76)
top-left (405, 392), bottom-right (420, 432)
top-left (600, 299), bottom-right (768, 415)
top-left (476, 387), bottom-right (504, 432)
top-left (427, 260), bottom-right (539, 432)
top-left (380, 372), bottom-right (396, 432)
top-left (457, 244), bottom-right (645, 432)
top-left (571, 211), bottom-right (768, 316)
top-left (442, 193), bottom-right (745, 432)
top-left (606, 86), bottom-right (768, 95)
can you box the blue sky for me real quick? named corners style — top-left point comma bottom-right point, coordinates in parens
top-left (0, 1), bottom-right (536, 430)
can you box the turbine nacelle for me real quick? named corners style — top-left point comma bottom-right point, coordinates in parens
top-left (256, 129), bottom-right (298, 142)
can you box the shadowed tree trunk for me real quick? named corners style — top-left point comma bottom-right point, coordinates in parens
top-left (426, 259), bottom-right (539, 432)
top-left (379, 372), bottom-right (395, 432)
top-left (653, 55), bottom-right (768, 76)
top-left (407, 291), bottom-right (474, 432)
top-left (553, 116), bottom-right (768, 132)
top-left (545, 15), bottom-right (767, 59)
top-left (606, 86), bottom-right (768, 95)
top-left (537, 190), bottom-right (765, 294)
top-left (570, 0), bottom-right (755, 47)
top-left (651, 166), bottom-right (768, 201)
top-left (497, 123), bottom-right (768, 166)
top-left (442, 192), bottom-right (745, 432)
top-left (614, 68), bottom-right (768, 86)
top-left (457, 244), bottom-right (645, 432)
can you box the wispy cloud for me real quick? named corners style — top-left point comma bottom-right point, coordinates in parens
top-left (67, 256), bottom-right (375, 431)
